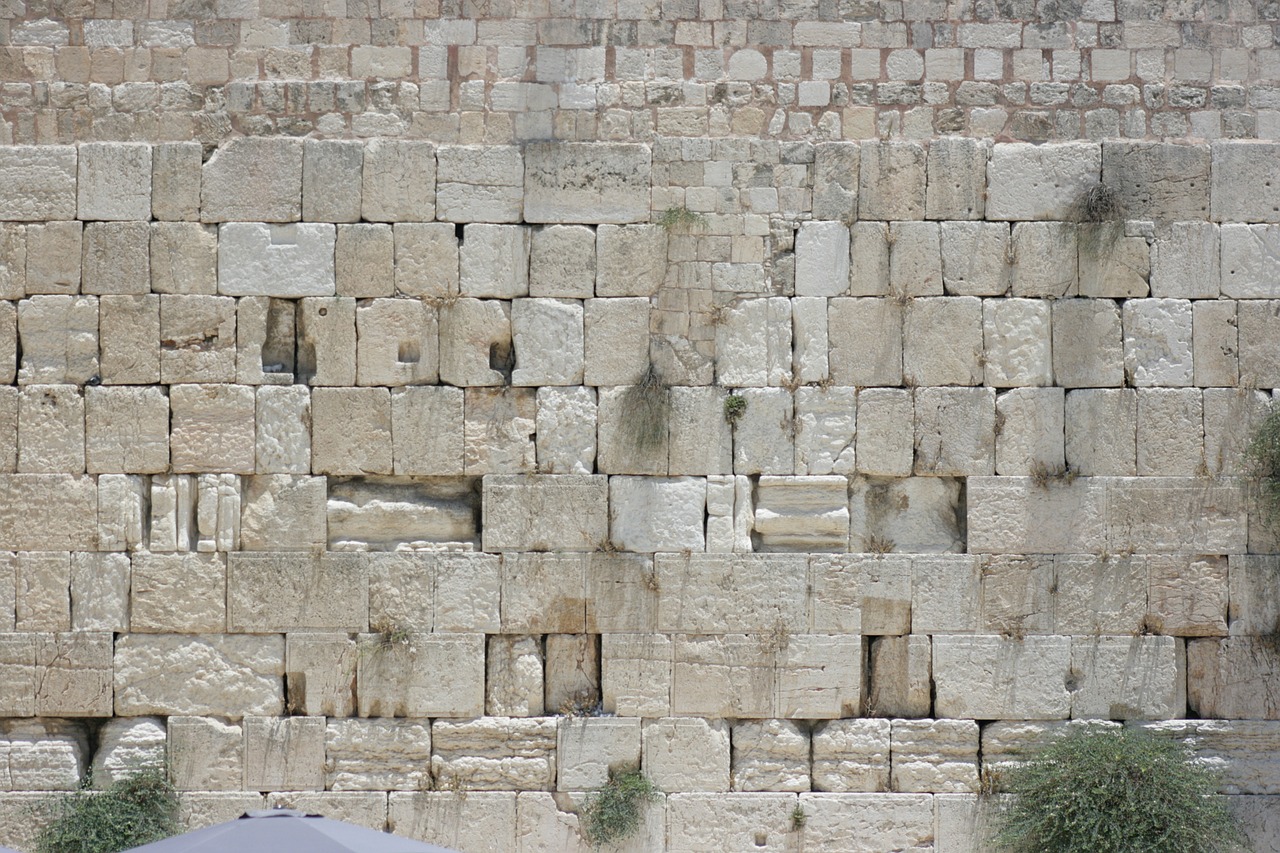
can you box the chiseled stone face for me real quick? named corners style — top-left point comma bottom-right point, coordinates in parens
top-left (114, 634), bottom-right (285, 718)
top-left (0, 147), bottom-right (77, 221)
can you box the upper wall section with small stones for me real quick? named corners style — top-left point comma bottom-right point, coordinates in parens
top-left (1, 1), bottom-right (1278, 145)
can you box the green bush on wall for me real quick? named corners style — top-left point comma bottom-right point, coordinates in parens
top-left (991, 726), bottom-right (1244, 853)
top-left (35, 767), bottom-right (180, 853)
top-left (579, 768), bottom-right (659, 848)
top-left (1245, 403), bottom-right (1280, 533)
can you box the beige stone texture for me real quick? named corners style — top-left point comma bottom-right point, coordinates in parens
top-left (859, 141), bottom-right (925, 220)
top-left (596, 383), bottom-right (669, 476)
top-left (388, 792), bottom-right (516, 853)
top-left (355, 298), bottom-right (439, 386)
top-left (534, 386), bottom-right (596, 475)
top-left (228, 552), bottom-right (367, 633)
top-left (34, 631), bottom-right (112, 716)
top-left (437, 145), bottom-right (523, 223)
top-left (168, 716), bottom-right (245, 791)
top-left (0, 147), bottom-right (76, 221)
top-left (326, 478), bottom-right (478, 552)
top-left (285, 633), bottom-right (357, 717)
top-left (394, 223), bottom-right (458, 299)
top-left (241, 473), bottom-right (326, 550)
top-left (391, 386), bottom-right (463, 476)
top-left (432, 717), bottom-right (556, 791)
top-left (90, 717), bottom-right (166, 788)
top-left (665, 793), bottom-right (794, 851)
top-left (978, 554), bottom-right (1054, 636)
top-left (361, 140), bottom-right (436, 222)
top-left (170, 383), bottom-right (256, 474)
top-left (654, 554), bottom-right (806, 634)
top-left (97, 474), bottom-right (146, 553)
top-left (312, 386), bottom-right (392, 475)
top-left (868, 635), bottom-right (932, 718)
top-left (0, 474), bottom-right (98, 551)
top-left (303, 139), bottom-right (363, 223)
top-left (753, 476), bottom-right (849, 551)
top-left (15, 552), bottom-right (69, 632)
top-left (70, 551), bottom-right (129, 632)
top-left (811, 719), bottom-right (891, 793)
top-left (160, 294), bottom-right (237, 383)
top-left (115, 633), bottom-right (284, 717)
top-left (1054, 554), bottom-right (1147, 635)
top-left (486, 635), bottom-right (545, 717)
top-left (525, 142), bottom-right (651, 224)
top-left (1010, 221), bottom-right (1078, 298)
top-left (243, 715), bottom-right (326, 791)
top-left (0, 719), bottom-right (88, 791)
top-left (236, 296), bottom-right (297, 385)
top-left (201, 138), bottom-right (303, 223)
top-left (1052, 298), bottom-right (1124, 387)
top-left (18, 295), bottom-right (98, 385)
top-left (933, 635), bottom-right (1073, 720)
top-left (218, 222), bottom-right (336, 298)
top-left (151, 222), bottom-right (217, 295)
top-left (511, 298), bottom-right (584, 386)
top-left (994, 387), bottom-right (1065, 475)
top-left (854, 388), bottom-right (913, 477)
top-left (545, 634), bottom-right (599, 714)
top-left (500, 553), bottom-right (589, 634)
top-left (1188, 637), bottom-right (1280, 719)
top-left (888, 221), bottom-right (943, 297)
top-left (151, 142), bottom-right (202, 223)
top-left (336, 224), bottom-right (394, 297)
top-left (850, 475), bottom-right (964, 554)
top-left (583, 297), bottom-right (649, 386)
top-left (849, 221), bottom-right (890, 296)
top-left (643, 717), bottom-right (730, 793)
top-left (25, 220), bottom-right (82, 295)
top-left (913, 387), bottom-right (995, 476)
top-left (829, 298), bottom-right (901, 386)
top-left (460, 224), bottom-right (530, 299)
top-left (602, 633), bottom-right (673, 717)
top-left (1071, 636), bottom-right (1186, 720)
top-left (903, 296), bottom-right (982, 385)
top-left (556, 718), bottom-right (642, 791)
top-left (0, 301), bottom-right (14, 387)
top-left (796, 221), bottom-right (851, 297)
top-left (890, 719), bottom-right (978, 793)
top-left (610, 476), bottom-right (706, 552)
top-left (912, 554), bottom-right (981, 634)
top-left (0, 388), bottom-right (12, 472)
top-left (326, 718), bottom-right (432, 792)
top-left (732, 388), bottom-right (794, 476)
top-left (131, 552), bottom-right (225, 634)
top-left (596, 224), bottom-right (668, 297)
top-left (1152, 221), bottom-right (1219, 298)
top-left (78, 142), bottom-right (151, 220)
top-left (357, 633), bottom-right (485, 718)
top-left (1078, 224), bottom-right (1149, 298)
top-left (255, 386), bottom-right (311, 474)
top-left (1193, 301), bottom-right (1239, 388)
top-left (81, 221), bottom-right (149, 296)
top-left (439, 299), bottom-right (511, 386)
top-left (793, 386), bottom-right (855, 476)
top-left (987, 142), bottom-right (1101, 220)
top-left (731, 719), bottom-right (810, 792)
top-left (941, 221), bottom-right (1010, 296)
top-left (0, 224), bottom-right (25, 300)
top-left (1065, 388), bottom-right (1136, 475)
top-left (17, 384), bottom-right (84, 474)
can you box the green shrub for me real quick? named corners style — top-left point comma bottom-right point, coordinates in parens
top-left (579, 768), bottom-right (659, 847)
top-left (35, 767), bottom-right (180, 853)
top-left (621, 364), bottom-right (669, 455)
top-left (1245, 403), bottom-right (1280, 532)
top-left (991, 726), bottom-right (1244, 853)
top-left (723, 393), bottom-right (747, 426)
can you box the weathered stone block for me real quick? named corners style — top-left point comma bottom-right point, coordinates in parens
top-left (913, 387), bottom-right (996, 476)
top-left (890, 719), bottom-right (979, 793)
top-left (90, 718), bottom-right (165, 788)
top-left (229, 553), bottom-right (368, 632)
top-left (812, 719), bottom-right (891, 793)
top-left (487, 635), bottom-right (545, 716)
top-left (335, 224), bottom-right (394, 298)
top-left (1107, 477), bottom-right (1246, 554)
top-left (394, 222), bottom-right (458, 299)
top-left (1071, 636), bottom-right (1185, 720)
top-left (545, 634), bottom-right (599, 714)
top-left (432, 717), bottom-right (556, 790)
top-left (849, 222), bottom-right (890, 296)
top-left (391, 386), bottom-right (463, 476)
top-left (96, 474), bottom-right (146, 553)
top-left (25, 221), bottom-right (81, 295)
top-left (1211, 141), bottom-right (1280, 223)
top-left (168, 716), bottom-right (244, 791)
top-left (355, 298), bottom-right (439, 386)
top-left (643, 717), bottom-right (730, 793)
top-left (859, 141), bottom-right (926, 220)
top-left (159, 294), bottom-right (236, 383)
top-left (84, 386), bottom-right (168, 474)
top-left (436, 145), bottom-right (522, 223)
top-left (1051, 553), bottom-right (1145, 635)
top-left (1102, 141), bottom-right (1210, 221)
top-left (78, 142), bottom-right (151, 220)
top-left (868, 635), bottom-right (932, 718)
top-left (255, 386), bottom-right (311, 474)
top-left (983, 298), bottom-right (1052, 387)
top-left (793, 790), bottom-right (941, 851)
top-left (888, 221), bottom-right (943, 298)
top-left (326, 718), bottom-right (432, 792)
top-left (0, 224), bottom-right (25, 300)
top-left (524, 143), bottom-right (651, 224)
top-left (1152, 222), bottom-right (1219, 299)
top-left (1221, 224), bottom-right (1280, 299)
top-left (439, 299), bottom-right (511, 387)
top-left (556, 717), bottom-right (641, 791)
top-left (511, 298), bottom-right (583, 386)
top-left (655, 554), bottom-right (807, 634)
top-left (358, 633), bottom-right (484, 718)
top-left (796, 221), bottom-right (850, 297)
top-left (534, 386), bottom-right (596, 475)
top-left (933, 635), bottom-right (1072, 720)
top-left (15, 551), bottom-right (70, 631)
top-left (830, 299), bottom-right (901, 386)
top-left (235, 296), bottom-right (296, 385)
top-left (201, 138), bottom-right (303, 222)
top-left (130, 552), bottom-right (225, 633)
top-left (69, 552), bottom-right (128, 631)
top-left (1052, 298), bottom-right (1124, 387)
top-left (927, 136), bottom-right (989, 220)
top-left (813, 141), bottom-right (859, 220)
top-left (731, 719), bottom-right (810, 792)
top-left (501, 553), bottom-right (589, 634)
top-left (1011, 221), bottom-right (1078, 297)
top-left (327, 479), bottom-right (480, 553)
top-left (460, 224), bottom-right (530, 299)
top-left (596, 224), bottom-right (667, 297)
top-left (0, 146), bottom-right (76, 221)
top-left (218, 223), bottom-right (336, 297)
top-left (361, 140), bottom-right (436, 222)
top-left (1065, 389), bottom-right (1136, 475)
top-left (302, 139), bottom-right (363, 223)
top-left (387, 792), bottom-right (516, 853)
top-left (481, 473), bottom-right (608, 552)
top-left (1078, 224), bottom-right (1149, 298)
top-left (609, 476), bottom-right (705, 552)
top-left (151, 142), bottom-right (202, 222)
top-left (244, 715), bottom-right (325, 791)
top-left (903, 296), bottom-right (982, 386)
top-left (754, 476), bottom-right (849, 551)
top-left (967, 476), bottom-right (1106, 554)
top-left (151, 222), bottom-right (217, 295)
top-left (913, 554), bottom-right (982, 633)
top-left (995, 387), bottom-right (1066, 476)
top-left (530, 225), bottom-right (595, 298)
top-left (794, 386), bottom-right (855, 476)
top-left (286, 633), bottom-right (357, 718)
top-left (987, 142), bottom-right (1101, 220)
top-left (170, 383), bottom-right (256, 474)
top-left (716, 297), bottom-right (791, 387)
top-left (115, 634), bottom-right (284, 718)
top-left (941, 222), bottom-right (1010, 296)
top-left (1, 719), bottom-right (88, 791)
top-left (0, 475), bottom-right (97, 551)
top-left (312, 387), bottom-right (392, 475)
top-left (82, 221), bottom-right (149, 295)
top-left (17, 384), bottom-right (84, 474)
top-left (1136, 388), bottom-right (1203, 476)
top-left (602, 633), bottom-right (673, 717)
top-left (855, 389), bottom-right (913, 477)
top-left (1238, 301), bottom-right (1280, 387)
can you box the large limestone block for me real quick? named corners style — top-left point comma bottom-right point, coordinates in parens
top-left (1052, 298), bottom-right (1124, 387)
top-left (78, 142), bottom-right (151, 220)
top-left (302, 139), bottom-right (363, 223)
top-left (1146, 554), bottom-right (1227, 637)
top-left (855, 388), bottom-right (913, 477)
top-left (0, 634), bottom-right (36, 716)
top-left (583, 554), bottom-right (661, 634)
top-left (1011, 221), bottom-right (1078, 297)
top-left (90, 718), bottom-right (166, 788)
top-left (967, 476), bottom-right (1106, 554)
top-left (1203, 389), bottom-right (1269, 478)
top-left (888, 222), bottom-right (943, 298)
top-left (388, 792), bottom-right (516, 853)
top-left (609, 476), bottom-right (706, 552)
top-left (512, 298), bottom-right (584, 385)
top-left (927, 136), bottom-right (989, 220)
top-left (336, 224), bottom-right (393, 297)
top-left (530, 225), bottom-right (594, 298)
top-left (987, 142), bottom-right (1101, 220)
top-left (666, 793), bottom-right (794, 851)
top-left (643, 717), bottom-right (730, 793)
top-left (977, 554), bottom-right (1053, 636)
top-left (980, 719), bottom-right (1118, 780)
top-left (524, 143), bottom-right (651, 224)
top-left (859, 141), bottom-right (926, 220)
top-left (850, 476), bottom-right (964, 553)
top-left (151, 222), bottom-right (217, 295)
top-left (0, 146), bottom-right (76, 220)
top-left (160, 294), bottom-right (237, 383)
top-left (868, 636), bottom-right (932, 718)
top-left (115, 634), bottom-right (284, 717)
top-left (983, 299), bottom-right (1052, 387)
top-left (0, 227), bottom-right (22, 300)
top-left (36, 632), bottom-right (113, 716)
top-left (437, 145), bottom-right (522, 222)
top-left (812, 719), bottom-right (891, 793)
top-left (890, 719), bottom-right (979, 793)
top-left (151, 142), bottom-right (202, 223)
top-left (545, 633), bottom-right (600, 714)
top-left (793, 296), bottom-right (829, 384)
top-left (255, 386), bottom-right (311, 474)
top-left (601, 633), bottom-right (673, 717)
top-left (1229, 555), bottom-right (1280, 637)
top-left (229, 553), bottom-right (367, 632)
top-left (462, 389), bottom-right (534, 475)
top-left (244, 715), bottom-right (325, 791)
top-left (1102, 141), bottom-right (1210, 221)
top-left (97, 474), bottom-right (147, 552)
top-left (358, 633), bottom-right (484, 718)
top-left (355, 298), bottom-right (439, 386)
top-left (82, 221), bottom-right (150, 295)
top-left (715, 297), bottom-right (792, 387)
top-left (813, 142), bottom-right (859, 220)
top-left (218, 223), bottom-right (336, 297)
top-left (1071, 636), bottom-right (1185, 720)
top-left (908, 554), bottom-right (979, 635)
top-left (1211, 141), bottom-right (1280, 223)
top-left (534, 386), bottom-right (596, 475)
top-left (97, 294), bottom-right (158, 385)
top-left (292, 294), bottom-right (355, 386)
top-left (0, 474), bottom-right (97, 550)
top-left (327, 479), bottom-right (479, 552)
top-left (391, 386), bottom-right (464, 476)
top-left (1135, 388), bottom-right (1203, 476)
top-left (169, 383), bottom-right (255, 474)
top-left (796, 221), bottom-right (850, 297)
top-left (596, 225), bottom-right (667, 297)
top-left (482, 474), bottom-right (607, 551)
top-left (754, 476), bottom-right (849, 551)
top-left (1134, 719), bottom-right (1280, 796)
top-left (326, 719), bottom-right (432, 792)
top-left (17, 384), bottom-right (85, 474)
top-left (934, 635), bottom-right (1072, 720)
top-left (1238, 301), bottom-right (1280, 387)
top-left (913, 387), bottom-right (995, 476)
top-left (439, 299), bottom-right (511, 386)
top-left (1151, 222), bottom-right (1219, 299)
top-left (731, 719), bottom-right (810, 792)
top-left (432, 717), bottom-right (556, 791)
top-left (732, 388), bottom-right (794, 475)
top-left (365, 552), bottom-right (434, 633)
top-left (17, 295), bottom-right (97, 385)
top-left (1, 719), bottom-right (89, 791)
top-left (394, 223), bottom-right (458, 298)
top-left (655, 554), bottom-right (806, 634)
top-left (849, 222), bottom-right (890, 296)
top-left (500, 553), bottom-right (589, 634)
top-left (168, 716), bottom-right (244, 791)
top-left (794, 386), bottom-right (856, 475)
top-left (941, 222), bottom-right (1010, 296)
top-left (362, 140), bottom-right (436, 222)
top-left (1221, 224), bottom-right (1280, 299)
top-left (1078, 223), bottom-right (1149, 298)
top-left (994, 387), bottom-right (1065, 475)
top-left (903, 296), bottom-right (982, 386)
top-left (201, 138), bottom-right (303, 222)
top-left (286, 633), bottom-right (357, 717)
top-left (1106, 477), bottom-right (1245, 554)
top-left (557, 717), bottom-right (641, 791)
top-left (312, 387), bottom-right (392, 475)
top-left (236, 296), bottom-right (297, 385)
top-left (830, 299), bottom-right (902, 386)
top-left (26, 220), bottom-right (82, 295)
top-left (515, 790), bottom-right (662, 853)
top-left (1065, 389), bottom-right (1136, 475)
top-left (70, 552), bottom-right (129, 631)
top-left (16, 551), bottom-right (70, 631)
top-left (592, 382), bottom-right (663, 470)
top-left (1188, 638), bottom-right (1280, 719)
top-left (796, 793), bottom-right (934, 853)
top-left (809, 553), bottom-right (911, 635)
top-left (131, 553), bottom-right (226, 633)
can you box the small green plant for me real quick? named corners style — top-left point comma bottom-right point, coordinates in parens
top-left (621, 363), bottom-right (669, 455)
top-left (35, 766), bottom-right (179, 853)
top-left (579, 768), bottom-right (659, 847)
top-left (723, 393), bottom-right (747, 426)
top-left (991, 726), bottom-right (1245, 853)
top-left (790, 804), bottom-right (807, 830)
top-left (1245, 404), bottom-right (1280, 532)
top-left (658, 206), bottom-right (706, 233)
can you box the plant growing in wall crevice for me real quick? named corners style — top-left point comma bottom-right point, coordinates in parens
top-left (1244, 403), bottom-right (1280, 533)
top-left (621, 363), bottom-right (670, 457)
top-left (579, 767), bottom-right (660, 847)
top-left (33, 766), bottom-right (180, 853)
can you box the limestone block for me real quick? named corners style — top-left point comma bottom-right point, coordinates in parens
top-left (390, 386), bottom-right (464, 476)
top-left (68, 552), bottom-right (128, 631)
top-left (601, 633), bottom-right (673, 717)
top-left (891, 719), bottom-right (978, 793)
top-left (437, 145), bottom-right (523, 223)
top-left (312, 387), bottom-right (391, 475)
top-left (913, 554), bottom-right (982, 633)
top-left (229, 552), bottom-right (368, 632)
top-left (0, 634), bottom-right (35, 716)
top-left (0, 225), bottom-right (24, 299)
top-left (97, 474), bottom-right (147, 552)
top-left (797, 793), bottom-right (934, 852)
top-left (551, 717), bottom-right (640, 792)
top-left (365, 552), bottom-right (434, 633)
top-left (90, 718), bottom-right (166, 788)
top-left (263, 793), bottom-right (387, 830)
top-left (463, 387), bottom-right (536, 474)
top-left (130, 552), bottom-right (225, 633)
top-left (596, 224), bottom-right (668, 297)
top-left (980, 719), bottom-right (1118, 781)
top-left (530, 225), bottom-right (595, 298)
top-left (255, 386), bottom-right (311, 474)
top-left (609, 476), bottom-right (705, 552)
top-left (1136, 388), bottom-right (1203, 476)
top-left (361, 140), bottom-right (435, 222)
top-left (754, 476), bottom-right (849, 551)
top-left (355, 298), bottom-right (439, 386)
top-left (813, 142), bottom-right (859, 220)
top-left (0, 146), bottom-right (76, 221)
top-left (240, 475), bottom-right (326, 550)
top-left (829, 299), bottom-right (902, 386)
top-left (201, 138), bottom-right (303, 222)
top-left (1011, 221), bottom-right (1078, 297)
top-left (666, 793), bottom-right (799, 853)
top-left (327, 479), bottom-right (479, 553)
top-left (1211, 141), bottom-right (1280, 223)
top-left (151, 222), bottom-right (217, 295)
top-left (167, 716), bottom-right (246, 791)
top-left (1222, 224), bottom-right (1280, 299)
top-left (235, 296), bottom-right (296, 385)
top-left (336, 224), bottom-right (394, 298)
top-left (796, 221), bottom-right (850, 297)
top-left (1, 719), bottom-right (88, 791)
top-left (16, 552), bottom-right (70, 631)
top-left (983, 299), bottom-right (1052, 387)
top-left (855, 389), bottom-right (913, 477)
top-left (941, 222), bottom-right (1009, 296)
top-left (1053, 554), bottom-right (1147, 635)
top-left (1052, 298), bottom-right (1124, 387)
top-left (196, 473), bottom-right (240, 553)
top-left (643, 717), bottom-right (730, 793)
top-left (432, 717), bottom-right (556, 791)
top-left (868, 635), bottom-right (931, 718)
top-left (534, 386), bottom-right (596, 475)
top-left (1194, 302), bottom-right (1239, 389)
top-left (927, 136), bottom-right (989, 220)
top-left (151, 142), bottom-right (201, 222)
top-left (78, 142), bottom-right (151, 220)
top-left (859, 141), bottom-right (926, 220)
top-left (903, 297), bottom-right (982, 386)
top-left (779, 635), bottom-right (863, 719)
top-left (1233, 794), bottom-right (1280, 849)
top-left (218, 223), bottom-right (336, 298)
top-left (913, 387), bottom-right (995, 476)
top-left (809, 554), bottom-right (910, 635)
top-left (242, 715), bottom-right (326, 791)
top-left (17, 384), bottom-right (84, 474)
top-left (81, 221), bottom-right (149, 295)
top-left (1188, 638), bottom-right (1280, 719)
top-left (1105, 477), bottom-right (1246, 554)
top-left (966, 476), bottom-right (1107, 554)
top-left (1101, 141), bottom-right (1209, 222)
top-left (888, 222), bottom-right (943, 298)
top-left (460, 226), bottom-right (531, 298)
top-left (1239, 301), bottom-right (1280, 387)
top-left (987, 142), bottom-right (1101, 220)
top-left (169, 383), bottom-right (255, 474)
top-left (730, 719), bottom-right (810, 792)
top-left (654, 554), bottom-right (807, 634)
top-left (933, 635), bottom-right (1072, 720)
top-left (1134, 719), bottom-right (1280, 796)
top-left (326, 718), bottom-right (432, 792)
top-left (811, 719), bottom-right (891, 792)
top-left (159, 294), bottom-right (236, 383)
top-left (302, 139), bottom-right (363, 223)
top-left (35, 632), bottom-right (113, 716)
top-left (1071, 636), bottom-right (1186, 719)
top-left (583, 554), bottom-right (661, 634)
top-left (524, 142), bottom-right (650, 224)
top-left (0, 474), bottom-right (97, 551)
top-left (25, 221), bottom-right (81, 295)
top-left (436, 553), bottom-right (501, 631)
top-left (439, 299), bottom-right (511, 387)
top-left (1204, 390), bottom-right (1271, 479)
top-left (388, 792), bottom-right (516, 853)
top-left (297, 296), bottom-right (357, 386)
top-left (286, 633), bottom-right (357, 717)
top-left (849, 222), bottom-right (890, 296)
top-left (794, 386), bottom-right (855, 475)
top-left (1229, 554), bottom-right (1280, 637)
top-left (486, 635), bottom-right (544, 717)
top-left (357, 633), bottom-right (484, 718)
top-left (176, 793), bottom-right (269, 830)
top-left (1078, 223), bottom-right (1149, 298)
top-left (1151, 222), bottom-right (1219, 298)
top-left (1065, 389), bottom-right (1136, 475)
top-left (995, 387), bottom-right (1065, 475)
top-left (0, 388), bottom-right (12, 472)
top-left (791, 297), bottom-right (829, 386)
top-left (394, 223), bottom-right (458, 299)
top-left (716, 297), bottom-right (791, 387)
top-left (501, 552), bottom-right (590, 634)
top-left (511, 298), bottom-right (584, 386)
top-left (545, 634), bottom-right (599, 715)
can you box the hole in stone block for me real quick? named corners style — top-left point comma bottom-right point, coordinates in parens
top-left (263, 298), bottom-right (295, 376)
top-left (397, 340), bottom-right (421, 364)
top-left (489, 340), bottom-right (514, 382)
top-left (326, 477), bottom-right (481, 551)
